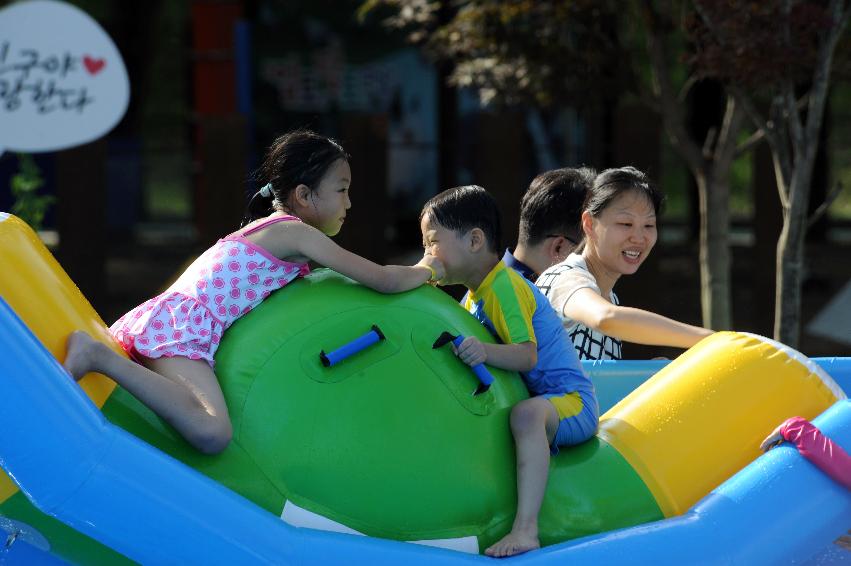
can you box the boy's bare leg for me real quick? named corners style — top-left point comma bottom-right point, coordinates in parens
top-left (64, 330), bottom-right (232, 454)
top-left (485, 397), bottom-right (559, 558)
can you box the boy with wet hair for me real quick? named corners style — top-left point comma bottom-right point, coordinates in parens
top-left (420, 185), bottom-right (598, 558)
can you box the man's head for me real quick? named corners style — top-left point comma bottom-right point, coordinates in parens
top-left (419, 185), bottom-right (502, 286)
top-left (518, 167), bottom-right (596, 250)
top-left (513, 167), bottom-right (595, 275)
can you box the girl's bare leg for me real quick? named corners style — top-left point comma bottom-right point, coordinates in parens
top-left (485, 397), bottom-right (559, 558)
top-left (64, 330), bottom-right (232, 454)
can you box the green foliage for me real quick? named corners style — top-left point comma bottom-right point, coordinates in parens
top-left (687, 0), bottom-right (848, 91)
top-left (360, 0), bottom-right (631, 108)
top-left (10, 154), bottom-right (54, 231)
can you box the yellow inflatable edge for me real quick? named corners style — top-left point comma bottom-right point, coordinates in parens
top-left (0, 214), bottom-right (119, 503)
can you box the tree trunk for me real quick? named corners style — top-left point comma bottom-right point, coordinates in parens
top-left (773, 124), bottom-right (820, 348)
top-left (641, 2), bottom-right (762, 332)
top-left (771, 109), bottom-right (823, 348)
top-left (695, 171), bottom-right (732, 330)
top-left (774, 196), bottom-right (807, 346)
top-left (753, 144), bottom-right (782, 335)
top-left (771, 0), bottom-right (847, 346)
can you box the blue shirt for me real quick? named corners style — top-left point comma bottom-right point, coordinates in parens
top-left (501, 248), bottom-right (536, 280)
top-left (464, 261), bottom-right (593, 397)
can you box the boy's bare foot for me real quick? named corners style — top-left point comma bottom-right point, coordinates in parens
top-left (484, 528), bottom-right (540, 558)
top-left (63, 330), bottom-right (101, 381)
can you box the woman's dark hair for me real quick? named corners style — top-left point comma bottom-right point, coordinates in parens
top-left (420, 185), bottom-right (502, 253)
top-left (241, 129), bottom-right (349, 226)
top-left (584, 166), bottom-right (664, 218)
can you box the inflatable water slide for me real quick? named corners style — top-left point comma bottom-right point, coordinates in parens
top-left (1, 212), bottom-right (850, 565)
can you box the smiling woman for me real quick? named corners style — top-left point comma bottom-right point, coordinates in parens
top-left (536, 167), bottom-right (713, 360)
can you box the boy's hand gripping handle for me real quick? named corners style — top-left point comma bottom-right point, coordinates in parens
top-left (432, 331), bottom-right (494, 395)
top-left (449, 334), bottom-right (495, 387)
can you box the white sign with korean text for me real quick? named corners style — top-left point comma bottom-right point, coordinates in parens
top-left (0, 0), bottom-right (129, 156)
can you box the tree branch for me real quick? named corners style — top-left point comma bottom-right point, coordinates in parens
top-left (781, 0), bottom-right (792, 46)
top-left (747, 94), bottom-right (807, 163)
top-left (678, 74), bottom-right (699, 103)
top-left (713, 94), bottom-right (747, 173)
top-left (731, 86), bottom-right (773, 143)
top-left (802, 0), bottom-right (850, 154)
top-left (694, 5), bottom-right (770, 165)
top-left (770, 98), bottom-right (795, 209)
top-left (692, 1), bottom-right (727, 45)
top-left (734, 128), bottom-right (765, 159)
top-left (783, 85), bottom-right (804, 164)
top-left (702, 127), bottom-right (717, 159)
top-left (637, 0), bottom-right (704, 173)
top-left (808, 180), bottom-right (845, 229)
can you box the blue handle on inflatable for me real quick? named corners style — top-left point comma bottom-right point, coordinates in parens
top-left (320, 325), bottom-right (385, 367)
top-left (451, 334), bottom-right (495, 386)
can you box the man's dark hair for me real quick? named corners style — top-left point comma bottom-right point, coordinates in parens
top-left (518, 167), bottom-right (596, 247)
top-left (420, 185), bottom-right (502, 253)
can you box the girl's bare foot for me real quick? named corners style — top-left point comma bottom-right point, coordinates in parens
top-left (63, 330), bottom-right (102, 381)
top-left (484, 527), bottom-right (540, 558)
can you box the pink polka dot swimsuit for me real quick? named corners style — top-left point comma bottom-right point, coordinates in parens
top-left (110, 215), bottom-right (310, 367)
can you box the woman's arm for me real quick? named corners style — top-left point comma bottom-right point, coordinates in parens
top-left (289, 222), bottom-right (444, 293)
top-left (563, 288), bottom-right (713, 349)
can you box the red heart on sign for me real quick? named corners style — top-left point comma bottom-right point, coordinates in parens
top-left (83, 55), bottom-right (106, 75)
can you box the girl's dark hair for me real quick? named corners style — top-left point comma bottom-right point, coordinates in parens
top-left (584, 166), bottom-right (664, 218)
top-left (420, 185), bottom-right (502, 253)
top-left (241, 129), bottom-right (349, 226)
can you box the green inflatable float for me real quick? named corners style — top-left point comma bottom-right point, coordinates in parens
top-left (1, 269), bottom-right (661, 563)
top-left (100, 269), bottom-right (659, 554)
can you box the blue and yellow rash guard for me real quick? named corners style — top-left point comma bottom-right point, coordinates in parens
top-left (463, 261), bottom-right (593, 397)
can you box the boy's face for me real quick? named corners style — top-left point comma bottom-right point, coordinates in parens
top-left (420, 213), bottom-right (470, 286)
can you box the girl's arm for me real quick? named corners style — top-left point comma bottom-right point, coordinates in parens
top-left (563, 288), bottom-right (713, 349)
top-left (291, 222), bottom-right (443, 293)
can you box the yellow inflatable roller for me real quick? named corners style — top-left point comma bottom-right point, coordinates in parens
top-left (599, 331), bottom-right (846, 517)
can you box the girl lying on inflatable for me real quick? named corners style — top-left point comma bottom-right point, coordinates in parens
top-left (761, 416), bottom-right (851, 490)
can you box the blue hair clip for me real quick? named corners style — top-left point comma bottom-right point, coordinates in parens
top-left (258, 183), bottom-right (273, 198)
